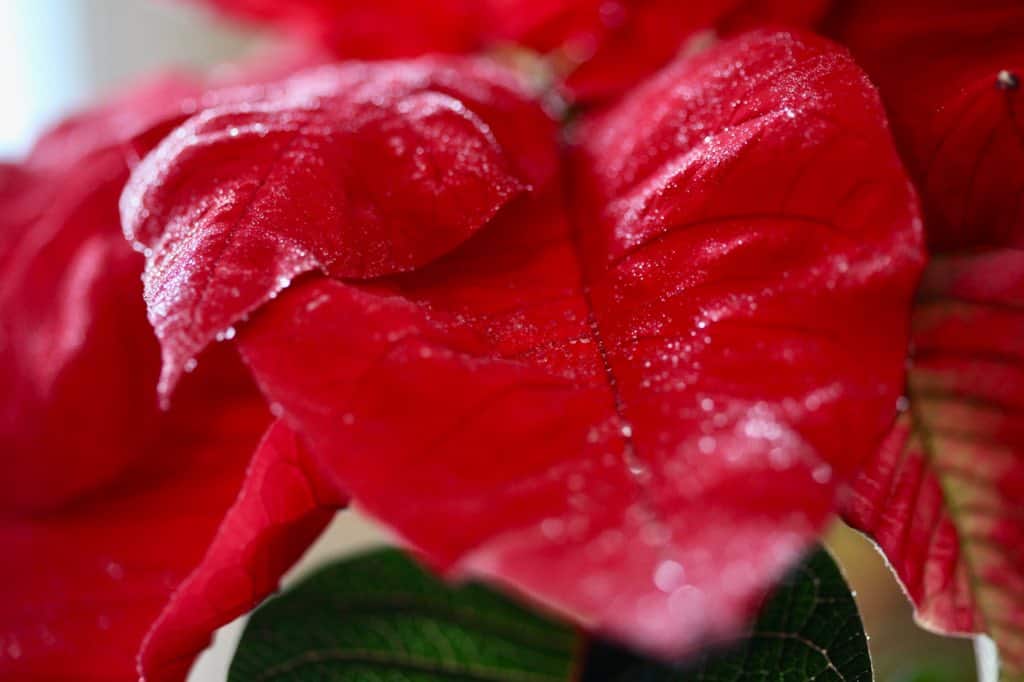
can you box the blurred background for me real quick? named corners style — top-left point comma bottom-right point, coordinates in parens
top-left (1, 1), bottom-right (979, 680)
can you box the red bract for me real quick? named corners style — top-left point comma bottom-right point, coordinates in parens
top-left (529, 0), bottom-right (831, 102)
top-left (195, 0), bottom-right (485, 58)
top-left (0, 79), bottom-right (345, 681)
top-left (830, 1), bottom-right (1024, 671)
top-left (843, 250), bottom-right (1024, 674)
top-left (122, 58), bottom-right (542, 400)
top-left (193, 0), bottom-right (830, 103)
top-left (189, 30), bottom-right (922, 656)
top-left (828, 0), bottom-right (1024, 251)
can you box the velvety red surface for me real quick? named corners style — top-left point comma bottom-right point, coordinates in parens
top-left (234, 30), bottom-right (922, 657)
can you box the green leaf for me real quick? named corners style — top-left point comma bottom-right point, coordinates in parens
top-left (228, 548), bottom-right (581, 682)
top-left (586, 549), bottom-right (872, 681)
top-left (230, 548), bottom-right (870, 682)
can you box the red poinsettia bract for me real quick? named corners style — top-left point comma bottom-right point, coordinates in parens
top-left (198, 0), bottom-right (831, 102)
top-left (20, 0), bottom-right (1024, 677)
top-left (121, 28), bottom-right (918, 667)
top-left (829, 0), bottom-right (1024, 672)
top-left (0, 77), bottom-right (345, 681)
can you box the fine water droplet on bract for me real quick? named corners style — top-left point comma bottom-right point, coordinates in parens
top-left (183, 358), bottom-right (198, 373)
top-left (896, 395), bottom-right (910, 412)
top-left (996, 69), bottom-right (1020, 91)
top-left (653, 559), bottom-right (685, 593)
top-left (698, 436), bottom-right (716, 454)
top-left (541, 518), bottom-right (565, 540)
top-left (105, 562), bottom-right (124, 581)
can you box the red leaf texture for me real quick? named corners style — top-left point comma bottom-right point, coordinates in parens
top-left (831, 1), bottom-right (1024, 672)
top-left (842, 251), bottom-right (1024, 675)
top-left (827, 0), bottom-right (1024, 251)
top-left (121, 57), bottom-right (542, 400)
top-left (230, 30), bottom-right (923, 656)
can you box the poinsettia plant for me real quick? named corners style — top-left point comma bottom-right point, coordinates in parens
top-left (2, 0), bottom-right (1022, 680)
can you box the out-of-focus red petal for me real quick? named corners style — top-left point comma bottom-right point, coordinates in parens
top-left (193, 0), bottom-right (484, 58)
top-left (0, 358), bottom-right (344, 681)
top-left (1, 78), bottom-right (343, 680)
top-left (238, 30), bottom-right (922, 656)
top-left (138, 418), bottom-right (346, 682)
top-left (189, 0), bottom-right (829, 104)
top-left (0, 69), bottom-right (286, 511)
top-left (121, 57), bottom-right (542, 401)
top-left (555, 0), bottom-right (830, 103)
top-left (827, 0), bottom-right (1024, 251)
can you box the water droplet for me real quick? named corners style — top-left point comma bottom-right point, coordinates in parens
top-left (653, 559), bottom-right (685, 592)
top-left (641, 523), bottom-right (670, 546)
top-left (183, 358), bottom-right (198, 373)
top-left (896, 395), bottom-right (910, 412)
top-left (620, 424), bottom-right (633, 438)
top-left (997, 69), bottom-right (1020, 90)
top-left (215, 326), bottom-right (237, 342)
top-left (700, 397), bottom-right (715, 412)
top-left (541, 518), bottom-right (565, 540)
top-left (105, 562), bottom-right (124, 581)
top-left (698, 436), bottom-right (716, 454)
top-left (228, 126), bottom-right (240, 137)
top-left (269, 402), bottom-right (285, 417)
top-left (812, 463), bottom-right (833, 484)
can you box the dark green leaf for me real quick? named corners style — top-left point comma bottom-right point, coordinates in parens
top-left (230, 547), bottom-right (870, 682)
top-left (229, 548), bottom-right (581, 682)
top-left (583, 549), bottom-right (872, 682)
